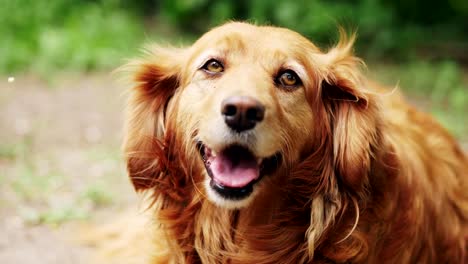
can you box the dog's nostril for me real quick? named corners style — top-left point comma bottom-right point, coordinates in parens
top-left (221, 96), bottom-right (265, 132)
top-left (223, 104), bottom-right (237, 116)
top-left (246, 107), bottom-right (264, 122)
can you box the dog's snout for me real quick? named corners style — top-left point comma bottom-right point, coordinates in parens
top-left (221, 96), bottom-right (265, 132)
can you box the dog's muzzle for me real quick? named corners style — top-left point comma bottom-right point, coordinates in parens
top-left (197, 142), bottom-right (281, 201)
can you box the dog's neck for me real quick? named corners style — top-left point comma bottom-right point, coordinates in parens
top-left (192, 190), bottom-right (312, 263)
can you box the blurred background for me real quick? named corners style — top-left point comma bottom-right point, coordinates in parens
top-left (0, 0), bottom-right (466, 263)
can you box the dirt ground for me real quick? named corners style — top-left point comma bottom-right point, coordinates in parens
top-left (0, 74), bottom-right (137, 264)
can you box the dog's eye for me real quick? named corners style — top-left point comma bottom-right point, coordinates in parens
top-left (202, 59), bottom-right (224, 73)
top-left (277, 70), bottom-right (301, 87)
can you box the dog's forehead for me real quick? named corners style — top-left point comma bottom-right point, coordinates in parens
top-left (191, 22), bottom-right (319, 57)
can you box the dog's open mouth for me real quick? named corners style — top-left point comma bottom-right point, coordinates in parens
top-left (197, 142), bottom-right (281, 200)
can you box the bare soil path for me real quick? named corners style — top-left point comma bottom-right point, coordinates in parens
top-left (0, 74), bottom-right (135, 264)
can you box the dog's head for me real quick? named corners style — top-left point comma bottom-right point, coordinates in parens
top-left (124, 22), bottom-right (378, 209)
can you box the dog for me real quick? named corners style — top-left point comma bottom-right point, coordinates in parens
top-left (122, 22), bottom-right (468, 263)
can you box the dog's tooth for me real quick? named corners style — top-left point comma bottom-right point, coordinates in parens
top-left (212, 150), bottom-right (217, 157)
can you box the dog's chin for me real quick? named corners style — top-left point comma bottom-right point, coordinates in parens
top-left (197, 142), bottom-right (281, 209)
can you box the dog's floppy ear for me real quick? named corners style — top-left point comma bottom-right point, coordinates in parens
top-left (122, 46), bottom-right (186, 191)
top-left (319, 33), bottom-right (379, 192)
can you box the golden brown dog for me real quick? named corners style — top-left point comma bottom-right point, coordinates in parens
top-left (122, 22), bottom-right (468, 263)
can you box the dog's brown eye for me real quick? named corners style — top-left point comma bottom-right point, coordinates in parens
top-left (202, 59), bottom-right (224, 73)
top-left (277, 70), bottom-right (301, 87)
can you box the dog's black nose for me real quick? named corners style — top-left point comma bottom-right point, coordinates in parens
top-left (221, 96), bottom-right (265, 132)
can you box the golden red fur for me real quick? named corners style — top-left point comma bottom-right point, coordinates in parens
top-left (122, 22), bottom-right (468, 263)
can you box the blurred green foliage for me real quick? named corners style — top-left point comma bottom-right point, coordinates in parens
top-left (2, 0), bottom-right (468, 72)
top-left (0, 0), bottom-right (144, 74)
top-left (2, 0), bottom-right (468, 74)
top-left (160, 0), bottom-right (468, 60)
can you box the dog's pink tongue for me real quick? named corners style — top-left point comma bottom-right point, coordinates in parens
top-left (210, 152), bottom-right (259, 188)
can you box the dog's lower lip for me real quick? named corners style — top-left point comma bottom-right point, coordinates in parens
top-left (210, 179), bottom-right (254, 200)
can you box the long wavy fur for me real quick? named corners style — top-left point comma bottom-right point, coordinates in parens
top-left (121, 22), bottom-right (468, 263)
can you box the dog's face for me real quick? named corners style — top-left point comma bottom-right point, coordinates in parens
top-left (175, 23), bottom-right (320, 207)
top-left (125, 22), bottom-right (374, 209)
